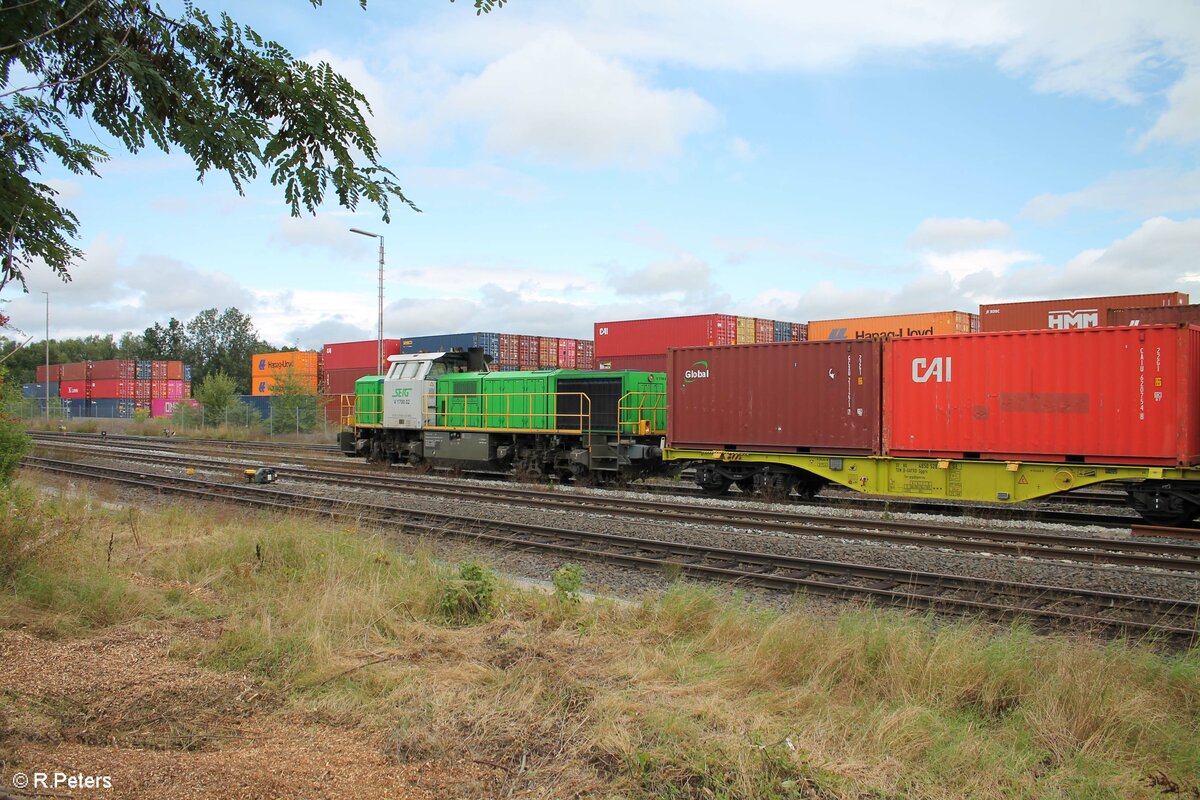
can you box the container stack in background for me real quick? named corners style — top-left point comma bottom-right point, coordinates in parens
top-left (400, 332), bottom-right (595, 371)
top-left (25, 359), bottom-right (193, 418)
top-left (979, 292), bottom-right (1188, 331)
top-left (250, 351), bottom-right (322, 396)
top-left (594, 313), bottom-right (807, 372)
top-left (320, 339), bottom-right (403, 424)
top-left (805, 311), bottom-right (978, 341)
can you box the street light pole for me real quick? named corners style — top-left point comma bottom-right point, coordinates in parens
top-left (349, 228), bottom-right (385, 375)
top-left (41, 291), bottom-right (49, 423)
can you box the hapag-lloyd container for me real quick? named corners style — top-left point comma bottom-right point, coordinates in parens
top-left (667, 340), bottom-right (883, 453)
top-left (885, 325), bottom-right (1200, 466)
top-left (978, 292), bottom-right (1188, 332)
top-left (595, 314), bottom-right (737, 357)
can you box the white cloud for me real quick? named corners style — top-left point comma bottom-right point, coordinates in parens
top-left (731, 137), bottom-right (753, 160)
top-left (437, 31), bottom-right (717, 166)
top-left (1023, 169), bottom-right (1200, 221)
top-left (907, 217), bottom-right (1012, 250)
top-left (923, 248), bottom-right (1039, 281)
top-left (271, 214), bottom-right (375, 256)
top-left (1140, 71), bottom-right (1200, 147)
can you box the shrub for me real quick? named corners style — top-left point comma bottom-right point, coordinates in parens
top-left (438, 561), bottom-right (497, 624)
top-left (552, 562), bottom-right (585, 604)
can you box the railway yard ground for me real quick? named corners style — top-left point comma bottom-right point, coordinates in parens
top-left (2, 435), bottom-right (1200, 798)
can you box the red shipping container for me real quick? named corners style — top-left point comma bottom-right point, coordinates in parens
top-left (89, 379), bottom-right (135, 399)
top-left (1108, 305), bottom-right (1200, 326)
top-left (668, 341), bottom-right (883, 453)
top-left (134, 399), bottom-right (151, 410)
top-left (594, 314), bottom-right (737, 357)
top-left (322, 339), bottom-right (403, 371)
top-left (150, 380), bottom-right (167, 399)
top-left (182, 381), bottom-right (192, 397)
top-left (597, 354), bottom-right (667, 372)
top-left (59, 380), bottom-right (87, 398)
top-left (518, 336), bottom-right (539, 367)
top-left (576, 340), bottom-right (595, 369)
top-left (135, 380), bottom-right (151, 399)
top-left (90, 360), bottom-right (135, 380)
top-left (36, 364), bottom-right (64, 383)
top-left (61, 362), bottom-right (88, 381)
top-left (885, 325), bottom-right (1200, 466)
top-left (979, 292), bottom-right (1188, 332)
top-left (557, 338), bottom-right (576, 366)
top-left (323, 367), bottom-right (375, 395)
top-left (754, 318), bottom-right (773, 343)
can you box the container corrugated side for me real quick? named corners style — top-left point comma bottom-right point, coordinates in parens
top-left (253, 351), bottom-right (320, 376)
top-left (667, 340), bottom-right (883, 453)
top-left (807, 311), bottom-right (976, 341)
top-left (1108, 305), bottom-right (1200, 326)
top-left (884, 325), bottom-right (1200, 465)
top-left (596, 354), bottom-right (667, 372)
top-left (594, 314), bottom-right (737, 357)
top-left (322, 339), bottom-right (403, 371)
top-left (979, 292), bottom-right (1189, 332)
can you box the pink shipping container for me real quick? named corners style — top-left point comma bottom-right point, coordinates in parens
top-left (322, 339), bottom-right (403, 371)
top-left (151, 380), bottom-right (167, 399)
top-left (597, 354), bottom-right (667, 372)
top-left (60, 380), bottom-right (87, 398)
top-left (166, 380), bottom-right (185, 400)
top-left (61, 362), bottom-right (88, 381)
top-left (1108, 305), bottom-right (1200, 326)
top-left (667, 341), bottom-right (883, 453)
top-left (152, 398), bottom-right (198, 418)
top-left (979, 292), bottom-right (1188, 332)
top-left (594, 314), bottom-right (737, 358)
top-left (754, 318), bottom-right (773, 343)
top-left (90, 360), bottom-right (135, 380)
top-left (885, 325), bottom-right (1200, 466)
top-left (89, 379), bottom-right (135, 399)
top-left (557, 338), bottom-right (577, 368)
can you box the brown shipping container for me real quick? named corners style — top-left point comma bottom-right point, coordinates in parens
top-left (36, 364), bottom-right (63, 383)
top-left (885, 325), bottom-right (1200, 466)
top-left (595, 314), bottom-right (736, 358)
top-left (61, 362), bottom-right (88, 381)
top-left (166, 360), bottom-right (185, 380)
top-left (1108, 304), bottom-right (1200, 326)
top-left (90, 360), bottom-right (135, 380)
top-left (321, 367), bottom-right (374, 396)
top-left (667, 340), bottom-right (883, 453)
top-left (597, 354), bottom-right (667, 372)
top-left (754, 318), bottom-right (773, 343)
top-left (539, 337), bottom-right (559, 367)
top-left (979, 292), bottom-right (1188, 332)
top-left (807, 311), bottom-right (975, 341)
top-left (576, 340), bottom-right (594, 370)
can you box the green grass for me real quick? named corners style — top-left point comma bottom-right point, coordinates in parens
top-left (2, 480), bottom-right (1198, 798)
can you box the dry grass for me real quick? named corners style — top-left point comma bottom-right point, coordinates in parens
top-left (2, 481), bottom-right (1198, 799)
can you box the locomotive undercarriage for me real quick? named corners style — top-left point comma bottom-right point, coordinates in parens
top-left (693, 462), bottom-right (829, 499)
top-left (343, 426), bottom-right (666, 483)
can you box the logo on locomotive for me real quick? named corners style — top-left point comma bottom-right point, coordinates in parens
top-left (911, 357), bottom-right (952, 383)
top-left (683, 360), bottom-right (710, 384)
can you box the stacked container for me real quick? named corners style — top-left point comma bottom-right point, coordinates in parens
top-left (400, 333), bottom-right (500, 362)
top-left (518, 336), bottom-right (539, 368)
top-left (251, 351), bottom-right (321, 396)
top-left (807, 311), bottom-right (978, 341)
top-left (35, 364), bottom-right (63, 383)
top-left (498, 334), bottom-right (520, 367)
top-left (979, 292), bottom-right (1188, 332)
top-left (321, 339), bottom-right (403, 423)
top-left (736, 317), bottom-right (755, 344)
top-left (558, 338), bottom-right (577, 368)
top-left (576, 340), bottom-right (595, 369)
top-left (1108, 304), bottom-right (1200, 326)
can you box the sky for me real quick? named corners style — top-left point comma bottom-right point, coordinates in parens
top-left (4, 0), bottom-right (1200, 349)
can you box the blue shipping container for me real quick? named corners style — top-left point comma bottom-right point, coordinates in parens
top-left (91, 399), bottom-right (134, 418)
top-left (66, 399), bottom-right (88, 417)
top-left (136, 360), bottom-right (152, 379)
top-left (22, 382), bottom-right (59, 399)
top-left (238, 394), bottom-right (272, 418)
top-left (773, 321), bottom-right (791, 342)
top-left (401, 332), bottom-right (501, 361)
top-left (183, 365), bottom-right (193, 381)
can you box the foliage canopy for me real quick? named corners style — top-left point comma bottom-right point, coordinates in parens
top-left (1, 0), bottom-right (506, 292)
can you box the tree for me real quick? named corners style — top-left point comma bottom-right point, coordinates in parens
top-left (185, 307), bottom-right (269, 392)
top-left (0, 0), bottom-right (506, 293)
top-left (193, 370), bottom-right (237, 426)
top-left (269, 366), bottom-right (318, 433)
top-left (0, 367), bottom-right (31, 485)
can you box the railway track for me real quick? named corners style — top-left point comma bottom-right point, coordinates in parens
top-left (30, 439), bottom-right (1200, 573)
top-left (21, 455), bottom-right (1200, 644)
top-left (30, 431), bottom-right (1143, 531)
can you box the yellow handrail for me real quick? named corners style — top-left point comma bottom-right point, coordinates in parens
top-left (426, 391), bottom-right (592, 435)
top-left (618, 391), bottom-right (667, 435)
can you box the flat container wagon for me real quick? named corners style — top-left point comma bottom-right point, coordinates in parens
top-left (979, 292), bottom-right (1188, 332)
top-left (807, 311), bottom-right (976, 341)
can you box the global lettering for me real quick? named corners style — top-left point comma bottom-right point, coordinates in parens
top-left (912, 356), bottom-right (952, 383)
top-left (683, 360), bottom-right (711, 384)
top-left (1047, 309), bottom-right (1099, 329)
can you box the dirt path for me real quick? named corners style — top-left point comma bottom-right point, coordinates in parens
top-left (0, 626), bottom-right (501, 799)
